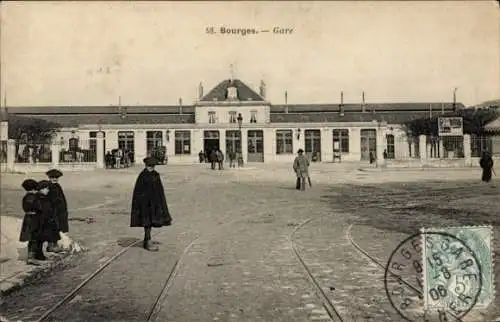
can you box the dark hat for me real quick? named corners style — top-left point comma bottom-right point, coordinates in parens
top-left (297, 149), bottom-right (304, 153)
top-left (143, 157), bottom-right (157, 167)
top-left (36, 180), bottom-right (51, 190)
top-left (46, 169), bottom-right (63, 178)
top-left (22, 179), bottom-right (38, 191)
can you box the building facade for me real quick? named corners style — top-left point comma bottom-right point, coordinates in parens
top-left (1, 78), bottom-right (462, 164)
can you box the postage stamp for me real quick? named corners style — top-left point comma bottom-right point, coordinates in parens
top-left (421, 226), bottom-right (494, 310)
top-left (384, 231), bottom-right (484, 322)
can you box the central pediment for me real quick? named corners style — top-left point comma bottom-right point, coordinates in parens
top-left (200, 79), bottom-right (265, 103)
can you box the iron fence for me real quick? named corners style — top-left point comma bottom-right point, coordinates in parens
top-left (386, 135), bottom-right (420, 160)
top-left (470, 135), bottom-right (498, 157)
top-left (59, 139), bottom-right (98, 163)
top-left (14, 141), bottom-right (53, 163)
top-left (428, 136), bottom-right (464, 159)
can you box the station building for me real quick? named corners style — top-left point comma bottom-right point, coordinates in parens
top-left (1, 78), bottom-right (462, 164)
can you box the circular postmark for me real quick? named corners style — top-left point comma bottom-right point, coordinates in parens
top-left (384, 232), bottom-right (482, 322)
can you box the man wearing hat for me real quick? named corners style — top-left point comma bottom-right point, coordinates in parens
top-left (293, 149), bottom-right (310, 191)
top-left (130, 157), bottom-right (172, 251)
top-left (46, 169), bottom-right (67, 253)
top-left (19, 179), bottom-right (42, 265)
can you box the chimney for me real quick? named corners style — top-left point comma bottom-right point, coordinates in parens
top-left (198, 82), bottom-right (204, 100)
top-left (362, 91), bottom-right (366, 112)
top-left (339, 91), bottom-right (344, 116)
top-left (179, 98), bottom-right (183, 114)
top-left (285, 90), bottom-right (289, 113)
top-left (259, 80), bottom-right (266, 99)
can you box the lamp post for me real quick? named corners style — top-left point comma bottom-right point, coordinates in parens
top-left (237, 113), bottom-right (243, 166)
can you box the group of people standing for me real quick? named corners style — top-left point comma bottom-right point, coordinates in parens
top-left (105, 148), bottom-right (133, 169)
top-left (19, 169), bottom-right (69, 265)
top-left (198, 149), bottom-right (244, 170)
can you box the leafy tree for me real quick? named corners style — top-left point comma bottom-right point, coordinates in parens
top-left (8, 115), bottom-right (60, 143)
top-left (403, 108), bottom-right (499, 137)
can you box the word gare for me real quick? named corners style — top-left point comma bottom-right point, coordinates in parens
top-left (205, 27), bottom-right (294, 36)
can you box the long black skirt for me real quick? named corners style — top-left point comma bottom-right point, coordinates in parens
top-left (19, 214), bottom-right (40, 242)
top-left (482, 167), bottom-right (493, 182)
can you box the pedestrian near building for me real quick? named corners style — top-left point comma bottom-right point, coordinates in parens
top-left (19, 179), bottom-right (43, 265)
top-left (480, 150), bottom-right (494, 183)
top-left (228, 150), bottom-right (236, 168)
top-left (198, 150), bottom-right (205, 163)
top-left (46, 169), bottom-right (67, 253)
top-left (217, 149), bottom-right (224, 170)
top-left (293, 149), bottom-right (310, 191)
top-left (210, 149), bottom-right (218, 170)
top-left (130, 157), bottom-right (172, 251)
top-left (37, 180), bottom-right (61, 256)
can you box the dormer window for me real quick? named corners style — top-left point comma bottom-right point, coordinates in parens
top-left (250, 110), bottom-right (257, 123)
top-left (229, 111), bottom-right (237, 123)
top-left (208, 111), bottom-right (216, 124)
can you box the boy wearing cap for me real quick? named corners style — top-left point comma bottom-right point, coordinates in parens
top-left (19, 179), bottom-right (42, 265)
top-left (46, 169), bottom-right (67, 253)
top-left (37, 180), bottom-right (61, 256)
top-left (130, 157), bottom-right (172, 251)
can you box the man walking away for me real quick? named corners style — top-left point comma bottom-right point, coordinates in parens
top-left (229, 150), bottom-right (236, 168)
top-left (217, 149), bottom-right (224, 170)
top-left (480, 150), bottom-right (494, 183)
top-left (210, 149), bottom-right (217, 170)
top-left (130, 157), bottom-right (172, 251)
top-left (293, 149), bottom-right (310, 191)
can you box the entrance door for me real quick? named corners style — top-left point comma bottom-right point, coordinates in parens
top-left (385, 134), bottom-right (395, 159)
top-left (226, 130), bottom-right (241, 154)
top-left (118, 131), bottom-right (135, 163)
top-left (305, 130), bottom-right (321, 161)
top-left (360, 129), bottom-right (377, 160)
top-left (204, 130), bottom-right (220, 154)
top-left (247, 130), bottom-right (264, 162)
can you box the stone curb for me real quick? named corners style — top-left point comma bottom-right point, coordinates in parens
top-left (0, 251), bottom-right (80, 298)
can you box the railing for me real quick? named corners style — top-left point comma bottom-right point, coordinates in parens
top-left (14, 141), bottom-right (53, 164)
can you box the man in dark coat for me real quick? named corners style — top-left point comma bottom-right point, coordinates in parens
top-left (210, 149), bottom-right (218, 170)
top-left (46, 169), bottom-right (67, 253)
top-left (130, 157), bottom-right (172, 251)
top-left (37, 180), bottom-right (61, 258)
top-left (480, 150), bottom-right (494, 183)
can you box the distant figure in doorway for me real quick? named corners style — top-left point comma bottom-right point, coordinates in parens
top-left (228, 150), bottom-right (236, 168)
top-left (130, 157), bottom-right (172, 251)
top-left (369, 152), bottom-right (376, 164)
top-left (383, 149), bottom-right (388, 159)
top-left (210, 149), bottom-right (218, 170)
top-left (293, 149), bottom-right (310, 191)
top-left (237, 151), bottom-right (244, 167)
top-left (480, 150), bottom-right (494, 183)
top-left (217, 149), bottom-right (224, 170)
top-left (105, 151), bottom-right (113, 169)
top-left (198, 150), bottom-right (205, 163)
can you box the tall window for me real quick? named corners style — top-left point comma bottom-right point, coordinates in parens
top-left (89, 131), bottom-right (106, 153)
top-left (386, 134), bottom-right (395, 159)
top-left (250, 110), bottom-right (257, 123)
top-left (118, 131), bottom-right (134, 152)
top-left (146, 131), bottom-right (163, 156)
top-left (229, 111), bottom-right (237, 123)
top-left (332, 129), bottom-right (349, 153)
top-left (208, 111), bottom-right (216, 124)
top-left (276, 130), bottom-right (293, 154)
top-left (175, 131), bottom-right (191, 155)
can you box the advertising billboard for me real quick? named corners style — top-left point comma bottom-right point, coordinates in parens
top-left (438, 117), bottom-right (463, 136)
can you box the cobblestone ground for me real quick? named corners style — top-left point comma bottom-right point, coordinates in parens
top-left (1, 164), bottom-right (498, 322)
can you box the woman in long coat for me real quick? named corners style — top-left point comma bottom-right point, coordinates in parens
top-left (130, 157), bottom-right (172, 251)
top-left (37, 180), bottom-right (61, 257)
top-left (480, 151), bottom-right (494, 183)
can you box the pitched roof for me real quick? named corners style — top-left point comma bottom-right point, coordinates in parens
top-left (270, 102), bottom-right (461, 113)
top-left (9, 113), bottom-right (195, 127)
top-left (7, 105), bottom-right (194, 115)
top-left (484, 117), bottom-right (500, 132)
top-left (200, 79), bottom-right (264, 102)
top-left (270, 111), bottom-right (438, 124)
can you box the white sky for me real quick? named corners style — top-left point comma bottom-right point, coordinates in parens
top-left (1, 1), bottom-right (499, 107)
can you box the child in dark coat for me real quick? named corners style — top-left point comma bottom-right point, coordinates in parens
top-left (37, 180), bottom-right (61, 256)
top-left (19, 179), bottom-right (42, 265)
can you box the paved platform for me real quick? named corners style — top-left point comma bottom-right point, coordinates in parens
top-left (0, 164), bottom-right (498, 321)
